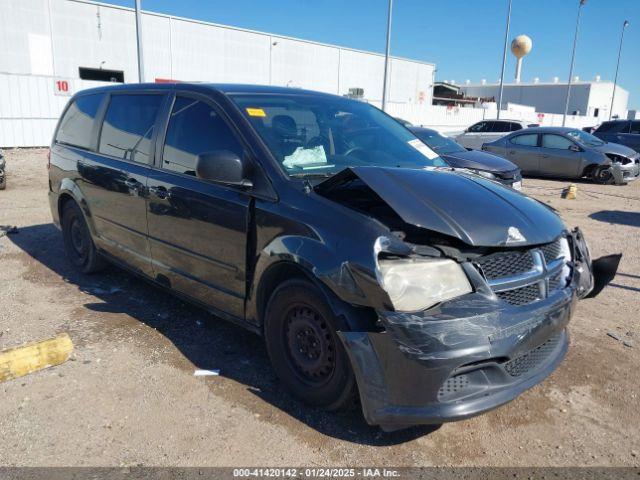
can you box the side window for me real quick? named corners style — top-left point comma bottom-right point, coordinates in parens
top-left (510, 134), bottom-right (538, 146)
top-left (493, 122), bottom-right (510, 133)
top-left (542, 134), bottom-right (573, 150)
top-left (468, 122), bottom-right (486, 133)
top-left (510, 122), bottom-right (523, 131)
top-left (596, 121), bottom-right (629, 133)
top-left (56, 94), bottom-right (105, 149)
top-left (630, 121), bottom-right (640, 134)
top-left (98, 94), bottom-right (163, 164)
top-left (162, 96), bottom-right (244, 176)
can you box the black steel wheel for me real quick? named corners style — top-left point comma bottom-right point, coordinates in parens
top-left (264, 279), bottom-right (357, 410)
top-left (61, 201), bottom-right (106, 274)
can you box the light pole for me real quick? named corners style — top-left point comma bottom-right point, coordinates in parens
top-left (381, 0), bottom-right (393, 111)
top-left (562, 0), bottom-right (587, 127)
top-left (496, 0), bottom-right (512, 119)
top-left (135, 0), bottom-right (145, 83)
top-left (609, 20), bottom-right (629, 121)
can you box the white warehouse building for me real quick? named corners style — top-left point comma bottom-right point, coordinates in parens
top-left (0, 0), bottom-right (436, 146)
top-left (460, 79), bottom-right (629, 120)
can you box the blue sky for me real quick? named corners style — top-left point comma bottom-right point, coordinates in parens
top-left (104, 0), bottom-right (639, 109)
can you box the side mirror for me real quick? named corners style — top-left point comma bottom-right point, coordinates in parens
top-left (569, 145), bottom-right (582, 152)
top-left (195, 150), bottom-right (252, 187)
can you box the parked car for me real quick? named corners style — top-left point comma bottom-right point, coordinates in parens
top-left (455, 119), bottom-right (538, 150)
top-left (593, 120), bottom-right (640, 153)
top-left (410, 127), bottom-right (522, 189)
top-left (483, 127), bottom-right (640, 184)
top-left (49, 83), bottom-right (617, 432)
top-left (0, 149), bottom-right (5, 189)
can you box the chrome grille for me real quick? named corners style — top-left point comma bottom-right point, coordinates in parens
top-left (476, 239), bottom-right (568, 307)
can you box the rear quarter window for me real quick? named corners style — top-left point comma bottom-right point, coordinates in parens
top-left (98, 94), bottom-right (164, 164)
top-left (55, 93), bottom-right (105, 149)
top-left (510, 133), bottom-right (538, 146)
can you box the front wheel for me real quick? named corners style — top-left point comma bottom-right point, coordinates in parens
top-left (61, 201), bottom-right (106, 274)
top-left (264, 279), bottom-right (357, 410)
top-left (591, 166), bottom-right (613, 184)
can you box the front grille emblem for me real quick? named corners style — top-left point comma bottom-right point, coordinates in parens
top-left (506, 226), bottom-right (526, 244)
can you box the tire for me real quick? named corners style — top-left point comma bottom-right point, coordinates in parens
top-left (264, 279), bottom-right (357, 411)
top-left (0, 177), bottom-right (5, 190)
top-left (61, 201), bottom-right (106, 274)
top-left (591, 166), bottom-right (613, 184)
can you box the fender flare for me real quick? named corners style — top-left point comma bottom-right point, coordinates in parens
top-left (57, 179), bottom-right (97, 237)
top-left (246, 235), bottom-right (379, 332)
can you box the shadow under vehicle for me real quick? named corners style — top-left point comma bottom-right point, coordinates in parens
top-left (48, 83), bottom-right (620, 432)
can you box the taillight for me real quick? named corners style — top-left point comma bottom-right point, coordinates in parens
top-left (47, 148), bottom-right (51, 170)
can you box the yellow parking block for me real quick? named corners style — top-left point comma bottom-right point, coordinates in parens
top-left (0, 333), bottom-right (73, 383)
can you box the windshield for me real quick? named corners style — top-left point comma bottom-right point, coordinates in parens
top-left (567, 129), bottom-right (605, 147)
top-left (411, 129), bottom-right (466, 155)
top-left (231, 94), bottom-right (447, 178)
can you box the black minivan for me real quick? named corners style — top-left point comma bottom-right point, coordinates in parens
top-left (49, 83), bottom-right (617, 431)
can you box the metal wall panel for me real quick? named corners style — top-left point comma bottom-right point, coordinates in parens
top-left (0, 0), bottom-right (51, 74)
top-left (170, 19), bottom-right (270, 84)
top-left (270, 37), bottom-right (339, 93)
top-left (141, 13), bottom-right (172, 81)
top-left (50, 0), bottom-right (138, 81)
top-left (338, 49), bottom-right (384, 101)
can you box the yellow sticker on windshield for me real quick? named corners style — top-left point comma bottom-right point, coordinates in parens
top-left (246, 108), bottom-right (266, 117)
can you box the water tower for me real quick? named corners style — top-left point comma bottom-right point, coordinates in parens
top-left (511, 35), bottom-right (532, 83)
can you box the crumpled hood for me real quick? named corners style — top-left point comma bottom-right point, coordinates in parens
top-left (316, 166), bottom-right (565, 247)
top-left (441, 149), bottom-right (518, 174)
top-left (593, 142), bottom-right (638, 158)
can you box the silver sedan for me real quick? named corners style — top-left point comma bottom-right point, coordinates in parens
top-left (482, 127), bottom-right (640, 184)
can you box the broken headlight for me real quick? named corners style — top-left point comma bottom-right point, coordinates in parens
top-left (378, 258), bottom-right (472, 312)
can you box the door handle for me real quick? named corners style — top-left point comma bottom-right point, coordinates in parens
top-left (149, 185), bottom-right (171, 199)
top-left (542, 154), bottom-right (550, 158)
top-left (509, 150), bottom-right (516, 154)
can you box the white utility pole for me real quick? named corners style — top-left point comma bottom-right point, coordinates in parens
top-left (135, 0), bottom-right (145, 83)
top-left (497, 0), bottom-right (512, 119)
top-left (609, 20), bottom-right (629, 121)
top-left (562, 0), bottom-right (587, 126)
top-left (381, 0), bottom-right (393, 111)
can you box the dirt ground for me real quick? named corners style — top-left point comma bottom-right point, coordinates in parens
top-left (0, 148), bottom-right (639, 467)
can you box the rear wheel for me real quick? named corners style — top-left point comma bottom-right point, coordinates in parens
top-left (264, 279), bottom-right (357, 410)
top-left (61, 201), bottom-right (106, 274)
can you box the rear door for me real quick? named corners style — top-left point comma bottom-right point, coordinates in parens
top-left (146, 92), bottom-right (251, 318)
top-left (458, 121), bottom-right (492, 149)
top-left (539, 134), bottom-right (582, 178)
top-left (480, 121), bottom-right (511, 146)
top-left (505, 133), bottom-right (540, 174)
top-left (75, 91), bottom-right (165, 276)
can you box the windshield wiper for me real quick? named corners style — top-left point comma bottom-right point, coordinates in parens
top-left (289, 172), bottom-right (334, 179)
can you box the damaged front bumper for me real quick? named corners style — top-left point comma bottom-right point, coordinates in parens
top-left (338, 228), bottom-right (617, 431)
top-left (340, 290), bottom-right (573, 431)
